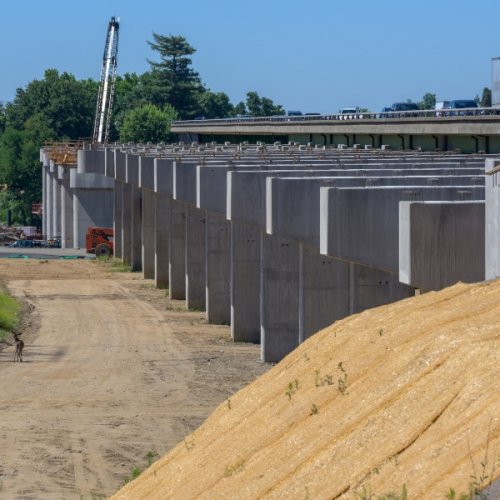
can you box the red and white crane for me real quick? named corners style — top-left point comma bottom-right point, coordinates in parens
top-left (93, 16), bottom-right (119, 144)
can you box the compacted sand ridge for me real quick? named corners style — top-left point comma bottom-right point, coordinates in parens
top-left (113, 279), bottom-right (500, 500)
top-left (0, 259), bottom-right (268, 499)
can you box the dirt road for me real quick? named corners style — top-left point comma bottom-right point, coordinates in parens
top-left (0, 260), bottom-right (268, 499)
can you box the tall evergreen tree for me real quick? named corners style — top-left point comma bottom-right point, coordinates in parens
top-left (480, 87), bottom-right (492, 107)
top-left (146, 34), bottom-right (203, 119)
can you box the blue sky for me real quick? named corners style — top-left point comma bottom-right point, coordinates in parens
top-left (1, 0), bottom-right (498, 114)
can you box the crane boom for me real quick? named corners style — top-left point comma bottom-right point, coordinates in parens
top-left (93, 16), bottom-right (119, 144)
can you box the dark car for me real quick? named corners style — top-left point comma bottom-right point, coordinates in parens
top-left (391, 102), bottom-right (420, 112)
top-left (387, 102), bottom-right (420, 117)
top-left (448, 100), bottom-right (479, 116)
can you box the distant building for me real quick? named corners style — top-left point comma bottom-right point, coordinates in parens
top-left (493, 57), bottom-right (500, 107)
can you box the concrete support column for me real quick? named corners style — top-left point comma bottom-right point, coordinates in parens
top-left (131, 184), bottom-right (142, 272)
top-left (169, 199), bottom-right (186, 300)
top-left (260, 233), bottom-right (300, 362)
top-left (155, 194), bottom-right (170, 289)
top-left (121, 183), bottom-right (132, 264)
top-left (141, 189), bottom-right (155, 279)
top-left (185, 205), bottom-right (206, 311)
top-left (60, 168), bottom-right (73, 248)
top-left (230, 221), bottom-right (261, 343)
top-left (349, 264), bottom-right (413, 314)
top-left (73, 188), bottom-right (114, 249)
top-left (42, 166), bottom-right (47, 237)
top-left (114, 180), bottom-right (123, 259)
top-left (205, 212), bottom-right (230, 324)
top-left (52, 175), bottom-right (61, 238)
top-left (46, 171), bottom-right (53, 239)
top-left (299, 244), bottom-right (350, 342)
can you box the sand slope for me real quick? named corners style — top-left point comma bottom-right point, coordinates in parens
top-left (113, 280), bottom-right (500, 499)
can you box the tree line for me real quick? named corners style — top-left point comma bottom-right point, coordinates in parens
top-left (0, 33), bottom-right (494, 225)
top-left (0, 34), bottom-right (283, 224)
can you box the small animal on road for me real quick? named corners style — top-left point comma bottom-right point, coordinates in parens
top-left (12, 331), bottom-right (24, 362)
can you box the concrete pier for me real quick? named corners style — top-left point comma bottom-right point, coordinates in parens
top-left (260, 233), bottom-right (300, 362)
top-left (130, 184), bottom-right (142, 272)
top-left (230, 221), bottom-right (261, 343)
top-left (169, 199), bottom-right (187, 300)
top-left (185, 205), bottom-right (206, 311)
top-left (41, 142), bottom-right (495, 363)
top-left (141, 188), bottom-right (155, 278)
top-left (121, 182), bottom-right (132, 264)
top-left (485, 159), bottom-right (500, 279)
top-left (154, 194), bottom-right (170, 289)
top-left (299, 244), bottom-right (349, 342)
top-left (114, 180), bottom-right (123, 259)
top-left (59, 166), bottom-right (73, 248)
top-left (205, 212), bottom-right (231, 324)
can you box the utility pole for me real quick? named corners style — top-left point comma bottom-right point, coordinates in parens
top-left (93, 16), bottom-right (120, 144)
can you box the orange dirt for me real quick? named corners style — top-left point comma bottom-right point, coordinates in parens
top-left (113, 279), bottom-right (500, 500)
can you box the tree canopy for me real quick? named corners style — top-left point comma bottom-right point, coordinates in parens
top-left (120, 103), bottom-right (177, 143)
top-left (419, 92), bottom-right (436, 110)
top-left (146, 34), bottom-right (203, 119)
top-left (480, 87), bottom-right (492, 107)
top-left (0, 33), bottom-right (283, 224)
top-left (245, 91), bottom-right (284, 116)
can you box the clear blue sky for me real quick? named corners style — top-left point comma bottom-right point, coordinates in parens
top-left (1, 0), bottom-right (498, 113)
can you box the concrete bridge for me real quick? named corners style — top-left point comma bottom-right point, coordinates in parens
top-left (40, 142), bottom-right (500, 362)
top-left (172, 110), bottom-right (500, 153)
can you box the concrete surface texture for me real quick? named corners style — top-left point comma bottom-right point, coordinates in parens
top-left (40, 142), bottom-right (496, 362)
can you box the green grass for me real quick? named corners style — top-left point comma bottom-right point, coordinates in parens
top-left (93, 257), bottom-right (132, 273)
top-left (0, 292), bottom-right (20, 341)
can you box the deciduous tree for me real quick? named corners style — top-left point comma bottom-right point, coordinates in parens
top-left (120, 103), bottom-right (178, 143)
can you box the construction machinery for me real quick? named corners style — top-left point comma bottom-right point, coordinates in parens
top-left (86, 227), bottom-right (114, 257)
top-left (93, 16), bottom-right (119, 144)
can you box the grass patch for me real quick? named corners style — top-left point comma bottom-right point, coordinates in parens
top-left (0, 292), bottom-right (20, 341)
top-left (93, 257), bottom-right (132, 273)
top-left (122, 450), bottom-right (159, 487)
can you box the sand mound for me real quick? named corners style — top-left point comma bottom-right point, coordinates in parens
top-left (113, 280), bottom-right (500, 499)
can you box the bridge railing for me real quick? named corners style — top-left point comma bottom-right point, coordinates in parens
top-left (172, 107), bottom-right (500, 127)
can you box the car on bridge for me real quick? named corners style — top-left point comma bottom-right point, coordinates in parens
top-left (448, 99), bottom-right (479, 115)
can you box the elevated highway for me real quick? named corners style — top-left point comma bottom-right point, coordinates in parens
top-left (172, 109), bottom-right (500, 153)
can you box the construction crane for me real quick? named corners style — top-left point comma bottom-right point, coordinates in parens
top-left (93, 16), bottom-right (119, 144)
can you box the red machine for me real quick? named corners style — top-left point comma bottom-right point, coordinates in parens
top-left (86, 227), bottom-right (114, 257)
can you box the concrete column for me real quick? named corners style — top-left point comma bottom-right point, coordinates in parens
top-left (349, 263), bottom-right (413, 314)
top-left (46, 170), bottom-right (53, 239)
top-left (260, 233), bottom-right (300, 362)
top-left (185, 205), bottom-right (206, 310)
top-left (485, 160), bottom-right (500, 280)
top-left (230, 221), bottom-right (261, 343)
top-left (142, 189), bottom-right (155, 279)
top-left (169, 199), bottom-right (186, 300)
top-left (72, 188), bottom-right (114, 249)
top-left (155, 194), bottom-right (170, 289)
top-left (131, 184), bottom-right (142, 272)
top-left (42, 166), bottom-right (47, 237)
top-left (205, 212), bottom-right (230, 324)
top-left (60, 168), bottom-right (73, 248)
top-left (114, 180), bottom-right (123, 259)
top-left (52, 175), bottom-right (61, 238)
top-left (121, 183), bottom-right (132, 264)
top-left (299, 244), bottom-right (350, 342)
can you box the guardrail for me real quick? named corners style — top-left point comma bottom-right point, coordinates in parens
top-left (172, 107), bottom-right (500, 127)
